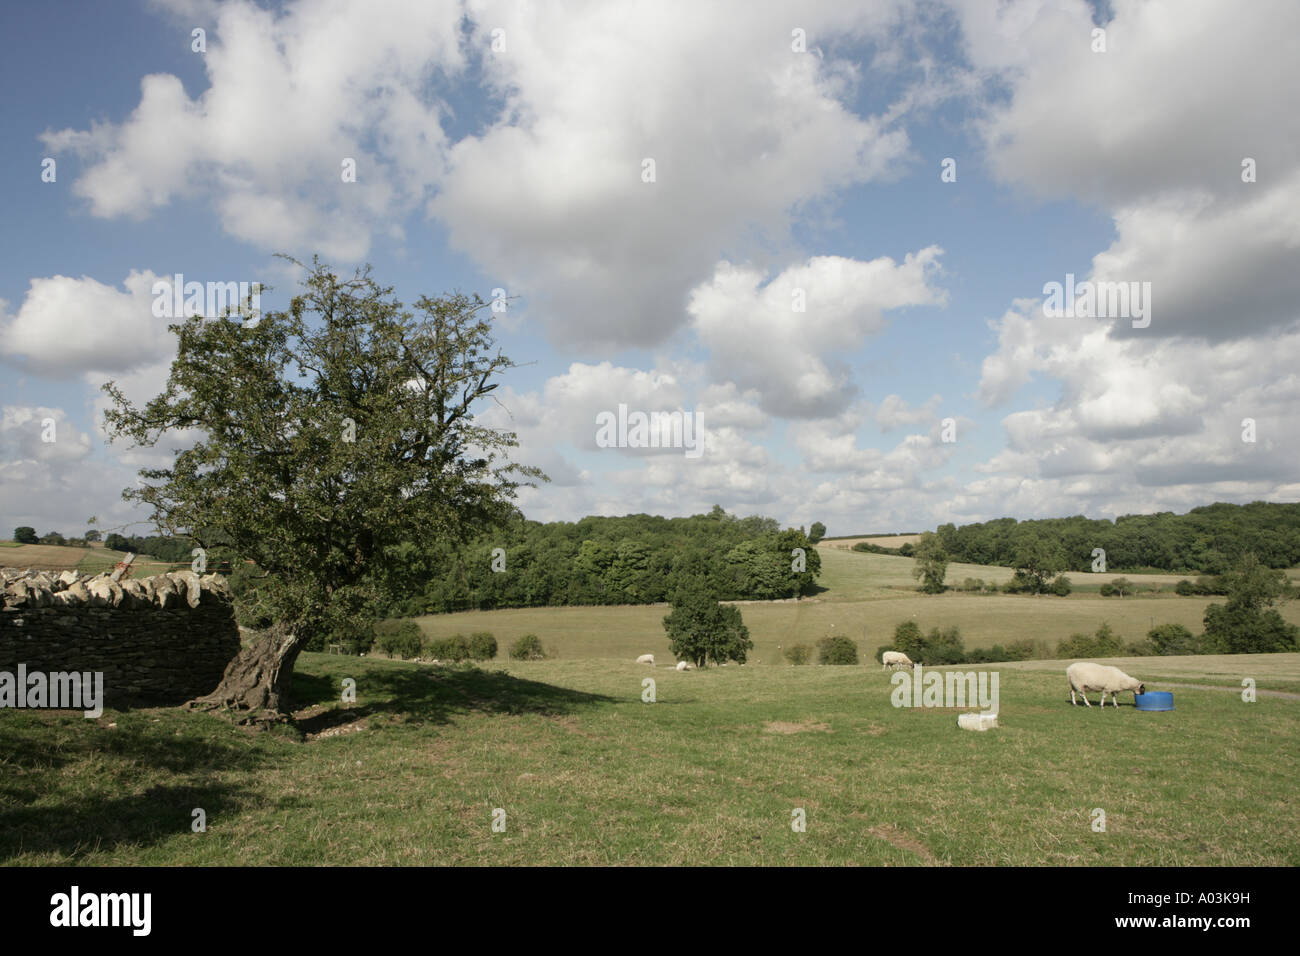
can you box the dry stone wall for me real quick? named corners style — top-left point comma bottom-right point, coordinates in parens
top-left (0, 567), bottom-right (239, 705)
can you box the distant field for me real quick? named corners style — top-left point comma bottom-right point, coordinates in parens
top-left (405, 547), bottom-right (1300, 664)
top-left (0, 543), bottom-right (179, 577)
top-left (820, 534), bottom-right (924, 550)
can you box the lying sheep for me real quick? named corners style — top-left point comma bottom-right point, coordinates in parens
top-left (636, 654), bottom-right (655, 665)
top-left (675, 660), bottom-right (694, 671)
top-left (882, 650), bottom-right (914, 671)
top-left (1067, 662), bottom-right (1145, 708)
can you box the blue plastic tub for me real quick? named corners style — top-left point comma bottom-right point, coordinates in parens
top-left (1134, 691), bottom-right (1174, 711)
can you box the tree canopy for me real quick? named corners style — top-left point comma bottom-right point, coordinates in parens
top-left (102, 257), bottom-right (542, 722)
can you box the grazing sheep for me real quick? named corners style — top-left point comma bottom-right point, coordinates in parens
top-left (882, 650), bottom-right (914, 671)
top-left (1067, 662), bottom-right (1146, 708)
top-left (675, 660), bottom-right (694, 671)
top-left (636, 654), bottom-right (655, 665)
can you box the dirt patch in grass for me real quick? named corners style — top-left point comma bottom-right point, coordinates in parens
top-left (763, 720), bottom-right (831, 734)
top-left (866, 823), bottom-right (941, 864)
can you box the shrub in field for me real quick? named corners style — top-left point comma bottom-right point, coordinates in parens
top-left (428, 634), bottom-right (471, 661)
top-left (1110, 577), bottom-right (1134, 597)
top-left (892, 620), bottom-right (926, 659)
top-left (469, 632), bottom-right (498, 660)
top-left (920, 625), bottom-right (966, 664)
top-left (1099, 583), bottom-right (1116, 596)
top-left (375, 621), bottom-right (423, 658)
top-left (1007, 638), bottom-right (1050, 660)
top-left (509, 634), bottom-right (547, 660)
top-left (1148, 623), bottom-right (1197, 656)
top-left (784, 644), bottom-right (813, 665)
top-left (1050, 574), bottom-right (1072, 596)
top-left (1057, 622), bottom-right (1124, 658)
top-left (817, 635), bottom-right (859, 665)
top-left (395, 622), bottom-right (423, 658)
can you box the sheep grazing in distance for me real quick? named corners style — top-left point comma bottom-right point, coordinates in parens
top-left (675, 660), bottom-right (694, 671)
top-left (1067, 662), bottom-right (1146, 708)
top-left (636, 654), bottom-right (655, 665)
top-left (882, 650), bottom-right (914, 671)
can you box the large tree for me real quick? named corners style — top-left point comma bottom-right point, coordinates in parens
top-left (1203, 552), bottom-right (1299, 654)
top-left (662, 591), bottom-right (753, 668)
top-left (911, 530), bottom-right (949, 594)
top-left (103, 258), bottom-right (543, 725)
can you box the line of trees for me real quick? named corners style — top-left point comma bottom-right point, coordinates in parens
top-left (925, 502), bottom-right (1300, 573)
top-left (379, 505), bottom-right (822, 616)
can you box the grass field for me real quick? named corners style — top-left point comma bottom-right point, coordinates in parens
top-left (0, 543), bottom-right (180, 577)
top-left (406, 546), bottom-right (1300, 665)
top-left (2, 651), bottom-right (1295, 865)
top-left (3, 539), bottom-right (1297, 866)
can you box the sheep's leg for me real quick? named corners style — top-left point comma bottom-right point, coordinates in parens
top-left (1081, 689), bottom-right (1091, 707)
top-left (1099, 690), bottom-right (1108, 708)
top-left (1070, 687), bottom-right (1077, 705)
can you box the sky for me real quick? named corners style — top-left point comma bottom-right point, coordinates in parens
top-left (1, 0), bottom-right (1297, 540)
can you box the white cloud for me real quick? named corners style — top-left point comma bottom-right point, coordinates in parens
top-left (431, 0), bottom-right (917, 348)
top-left (0, 271), bottom-right (172, 378)
top-left (42, 0), bottom-right (465, 261)
top-left (688, 250), bottom-right (946, 418)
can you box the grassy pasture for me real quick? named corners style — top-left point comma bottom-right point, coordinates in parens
top-left (820, 533), bottom-right (924, 550)
top-left (406, 547), bottom-right (1300, 665)
top-left (1, 651), bottom-right (1295, 866)
top-left (0, 543), bottom-right (179, 577)
top-left (3, 537), bottom-right (1297, 866)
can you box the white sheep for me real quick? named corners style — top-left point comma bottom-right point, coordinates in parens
top-left (882, 650), bottom-right (914, 671)
top-left (675, 660), bottom-right (694, 671)
top-left (1067, 662), bottom-right (1146, 708)
top-left (636, 654), bottom-right (655, 665)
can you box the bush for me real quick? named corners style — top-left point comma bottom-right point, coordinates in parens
top-left (1050, 574), bottom-right (1072, 596)
top-left (817, 635), bottom-right (859, 665)
top-left (1110, 577), bottom-right (1134, 597)
top-left (1099, 583), bottom-right (1116, 597)
top-left (1007, 638), bottom-right (1050, 660)
top-left (375, 621), bottom-right (423, 659)
top-left (891, 620), bottom-right (926, 659)
top-left (12, 526), bottom-right (39, 544)
top-left (1148, 623), bottom-right (1196, 656)
top-left (1056, 622), bottom-right (1124, 658)
top-left (920, 625), bottom-right (966, 664)
top-left (468, 632), bottom-right (498, 661)
top-left (784, 643), bottom-right (813, 665)
top-left (428, 634), bottom-right (471, 661)
top-left (509, 634), bottom-right (547, 660)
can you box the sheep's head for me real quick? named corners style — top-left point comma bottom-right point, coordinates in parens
top-left (1136, 682), bottom-right (1146, 695)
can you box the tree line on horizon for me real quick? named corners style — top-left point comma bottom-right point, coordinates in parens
top-left (853, 501), bottom-right (1300, 573)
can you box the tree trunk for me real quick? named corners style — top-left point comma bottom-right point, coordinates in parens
top-left (189, 623), bottom-right (305, 727)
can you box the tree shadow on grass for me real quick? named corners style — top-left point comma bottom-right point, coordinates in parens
top-left (291, 663), bottom-right (617, 735)
top-left (0, 715), bottom-right (266, 862)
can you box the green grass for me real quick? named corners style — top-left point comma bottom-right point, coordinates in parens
top-left (4, 541), bottom-right (1297, 866)
top-left (2, 651), bottom-right (1295, 865)
top-left (403, 547), bottom-right (1300, 664)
